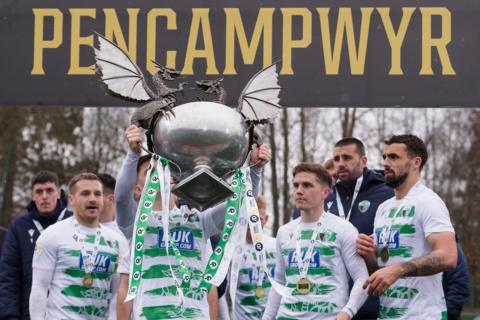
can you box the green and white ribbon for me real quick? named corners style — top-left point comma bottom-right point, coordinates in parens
top-left (126, 155), bottom-right (184, 301)
top-left (198, 169), bottom-right (245, 294)
top-left (126, 156), bottom-right (159, 301)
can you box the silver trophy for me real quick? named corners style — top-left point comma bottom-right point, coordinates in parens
top-left (94, 34), bottom-right (282, 210)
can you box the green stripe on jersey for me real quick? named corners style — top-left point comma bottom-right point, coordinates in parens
top-left (383, 286), bottom-right (419, 299)
top-left (375, 224), bottom-right (416, 234)
top-left (62, 305), bottom-right (107, 317)
top-left (65, 249), bottom-right (118, 262)
top-left (387, 206), bottom-right (415, 218)
top-left (64, 268), bottom-right (112, 280)
top-left (146, 226), bottom-right (203, 238)
top-left (246, 311), bottom-right (263, 318)
top-left (282, 301), bottom-right (337, 313)
top-left (379, 305), bottom-right (408, 318)
top-left (239, 282), bottom-right (272, 292)
top-left (84, 235), bottom-right (119, 249)
top-left (240, 295), bottom-right (268, 306)
top-left (144, 285), bottom-right (205, 301)
top-left (282, 247), bottom-right (335, 256)
top-left (142, 305), bottom-right (203, 319)
top-left (143, 246), bottom-right (202, 260)
top-left (142, 264), bottom-right (203, 280)
top-left (287, 282), bottom-right (336, 295)
top-left (285, 266), bottom-right (332, 276)
top-left (61, 285), bottom-right (110, 300)
top-left (300, 230), bottom-right (337, 242)
top-left (276, 317), bottom-right (297, 320)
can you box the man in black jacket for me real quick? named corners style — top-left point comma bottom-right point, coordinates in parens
top-left (0, 171), bottom-right (72, 320)
top-left (325, 137), bottom-right (394, 320)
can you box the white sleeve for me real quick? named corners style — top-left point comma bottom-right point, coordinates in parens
top-left (32, 230), bottom-right (57, 271)
top-left (421, 193), bottom-right (455, 238)
top-left (340, 223), bottom-right (369, 318)
top-left (108, 273), bottom-right (120, 320)
top-left (29, 268), bottom-right (54, 320)
top-left (115, 149), bottom-right (140, 240)
top-left (118, 245), bottom-right (131, 275)
top-left (262, 234), bottom-right (284, 320)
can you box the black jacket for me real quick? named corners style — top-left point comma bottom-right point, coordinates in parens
top-left (325, 168), bottom-right (394, 319)
top-left (0, 190), bottom-right (72, 320)
top-left (443, 238), bottom-right (470, 320)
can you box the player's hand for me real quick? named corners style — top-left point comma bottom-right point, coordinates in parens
top-left (363, 264), bottom-right (402, 296)
top-left (334, 311), bottom-right (351, 320)
top-left (251, 144), bottom-right (271, 168)
top-left (356, 233), bottom-right (376, 257)
top-left (125, 125), bottom-right (143, 154)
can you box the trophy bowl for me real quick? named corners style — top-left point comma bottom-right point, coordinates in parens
top-left (152, 101), bottom-right (250, 210)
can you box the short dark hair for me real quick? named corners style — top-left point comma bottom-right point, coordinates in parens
top-left (68, 173), bottom-right (102, 195)
top-left (31, 171), bottom-right (59, 189)
top-left (334, 137), bottom-right (366, 156)
top-left (384, 134), bottom-right (428, 170)
top-left (96, 173), bottom-right (116, 194)
top-left (293, 163), bottom-right (332, 187)
top-left (137, 155), bottom-right (152, 176)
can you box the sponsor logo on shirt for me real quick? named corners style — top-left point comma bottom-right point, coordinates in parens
top-left (287, 250), bottom-right (320, 269)
top-left (375, 227), bottom-right (400, 249)
top-left (79, 253), bottom-right (111, 273)
top-left (158, 229), bottom-right (194, 251)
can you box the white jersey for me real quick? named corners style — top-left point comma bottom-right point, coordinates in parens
top-left (102, 220), bottom-right (123, 236)
top-left (32, 217), bottom-right (129, 319)
top-left (271, 213), bottom-right (368, 320)
top-left (102, 220), bottom-right (129, 320)
top-left (119, 208), bottom-right (220, 320)
top-left (234, 235), bottom-right (276, 320)
top-left (374, 183), bottom-right (454, 319)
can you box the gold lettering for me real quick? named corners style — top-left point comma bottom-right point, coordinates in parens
top-left (377, 7), bottom-right (415, 75)
top-left (318, 8), bottom-right (373, 75)
top-left (68, 8), bottom-right (96, 75)
top-left (223, 8), bottom-right (274, 75)
top-left (182, 8), bottom-right (219, 75)
top-left (104, 8), bottom-right (139, 62)
top-left (31, 9), bottom-right (63, 75)
top-left (146, 8), bottom-right (177, 74)
top-left (281, 8), bottom-right (312, 75)
top-left (420, 7), bottom-right (455, 75)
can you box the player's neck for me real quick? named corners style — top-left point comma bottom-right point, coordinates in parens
top-left (153, 196), bottom-right (176, 211)
top-left (74, 213), bottom-right (100, 228)
top-left (395, 173), bottom-right (420, 199)
top-left (99, 209), bottom-right (115, 223)
top-left (300, 207), bottom-right (324, 223)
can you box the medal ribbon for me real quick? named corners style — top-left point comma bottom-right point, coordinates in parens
top-left (198, 169), bottom-right (244, 294)
top-left (335, 177), bottom-right (363, 220)
top-left (74, 218), bottom-right (102, 277)
top-left (294, 215), bottom-right (325, 280)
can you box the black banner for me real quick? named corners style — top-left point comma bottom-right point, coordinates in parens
top-left (1, 0), bottom-right (479, 107)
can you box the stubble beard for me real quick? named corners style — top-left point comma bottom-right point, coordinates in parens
top-left (385, 171), bottom-right (409, 189)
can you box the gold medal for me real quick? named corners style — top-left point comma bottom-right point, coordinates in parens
top-left (255, 286), bottom-right (265, 298)
top-left (83, 273), bottom-right (93, 288)
top-left (380, 247), bottom-right (390, 263)
top-left (296, 278), bottom-right (311, 295)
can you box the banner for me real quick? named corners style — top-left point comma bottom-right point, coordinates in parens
top-left (1, 0), bottom-right (479, 107)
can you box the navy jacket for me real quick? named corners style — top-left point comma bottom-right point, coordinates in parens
top-left (443, 238), bottom-right (470, 320)
top-left (0, 191), bottom-right (72, 320)
top-left (325, 168), bottom-right (394, 320)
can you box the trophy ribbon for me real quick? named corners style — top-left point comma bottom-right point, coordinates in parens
top-left (198, 170), bottom-right (245, 294)
top-left (126, 156), bottom-right (190, 301)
